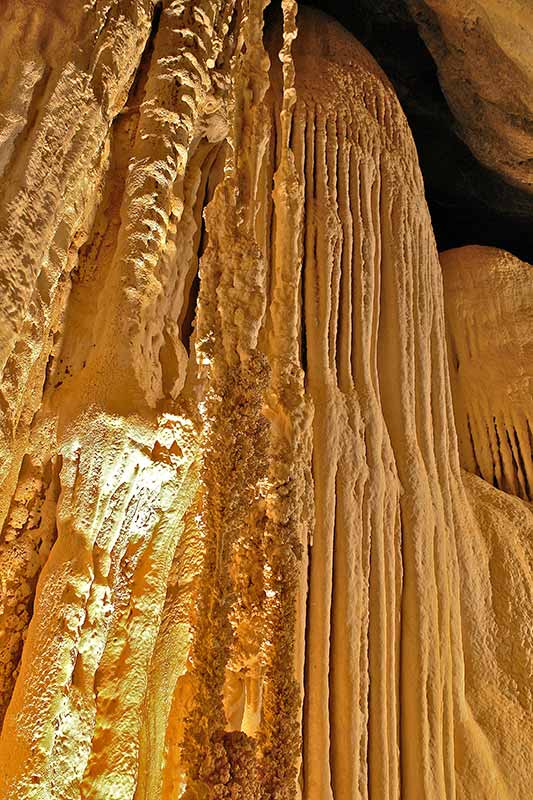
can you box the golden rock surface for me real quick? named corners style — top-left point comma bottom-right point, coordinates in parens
top-left (411, 0), bottom-right (533, 193)
top-left (0, 3), bottom-right (530, 799)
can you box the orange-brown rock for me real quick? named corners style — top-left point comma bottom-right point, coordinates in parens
top-left (410, 0), bottom-right (533, 194)
top-left (0, 3), bottom-right (530, 799)
top-left (443, 245), bottom-right (533, 500)
top-left (442, 245), bottom-right (533, 799)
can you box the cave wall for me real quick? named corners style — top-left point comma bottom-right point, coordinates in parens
top-left (306, 0), bottom-right (533, 264)
top-left (0, 2), bottom-right (531, 799)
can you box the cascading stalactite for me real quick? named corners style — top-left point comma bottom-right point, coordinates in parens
top-left (0, 2), bottom-right (530, 799)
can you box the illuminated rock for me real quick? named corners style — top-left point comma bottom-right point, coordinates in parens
top-left (443, 246), bottom-right (533, 500)
top-left (0, 3), bottom-right (530, 799)
top-left (411, 0), bottom-right (533, 195)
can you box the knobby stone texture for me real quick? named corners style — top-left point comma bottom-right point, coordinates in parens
top-left (0, 2), bottom-right (530, 799)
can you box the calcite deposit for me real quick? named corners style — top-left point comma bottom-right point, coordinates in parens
top-left (443, 246), bottom-right (533, 499)
top-left (410, 0), bottom-right (533, 194)
top-left (0, 2), bottom-right (530, 799)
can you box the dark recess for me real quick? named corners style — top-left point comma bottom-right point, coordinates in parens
top-left (301, 0), bottom-right (533, 263)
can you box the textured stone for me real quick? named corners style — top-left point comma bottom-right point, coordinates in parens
top-left (0, 3), bottom-right (530, 799)
top-left (443, 246), bottom-right (533, 500)
top-left (410, 0), bottom-right (533, 194)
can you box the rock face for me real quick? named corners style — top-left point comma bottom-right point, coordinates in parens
top-left (307, 0), bottom-right (533, 266)
top-left (0, 3), bottom-right (530, 799)
top-left (410, 0), bottom-right (533, 194)
top-left (443, 246), bottom-right (533, 500)
top-left (442, 245), bottom-right (533, 800)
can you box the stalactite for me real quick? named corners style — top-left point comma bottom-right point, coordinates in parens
top-left (443, 245), bottom-right (533, 502)
top-left (0, 3), bottom-right (530, 800)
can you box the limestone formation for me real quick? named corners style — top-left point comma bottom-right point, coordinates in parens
top-left (443, 246), bottom-right (533, 500)
top-left (0, 2), bottom-right (530, 799)
top-left (442, 245), bottom-right (533, 799)
top-left (409, 0), bottom-right (533, 194)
